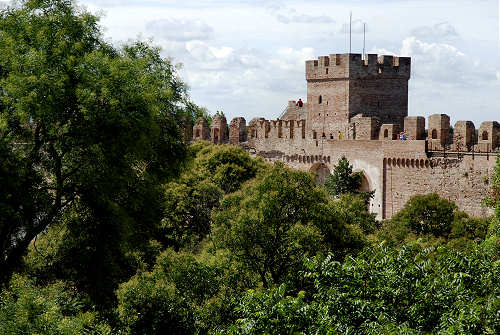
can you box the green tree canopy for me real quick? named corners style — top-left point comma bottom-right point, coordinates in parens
top-left (0, 0), bottom-right (188, 289)
top-left (324, 156), bottom-right (373, 203)
top-left (160, 142), bottom-right (265, 250)
top-left (212, 162), bottom-right (362, 288)
top-left (391, 193), bottom-right (457, 237)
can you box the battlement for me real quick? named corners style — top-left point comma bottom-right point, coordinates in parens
top-left (305, 53), bottom-right (411, 80)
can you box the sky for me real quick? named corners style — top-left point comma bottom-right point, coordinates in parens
top-left (2, 0), bottom-right (500, 126)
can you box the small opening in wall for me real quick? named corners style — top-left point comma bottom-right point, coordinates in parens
top-left (432, 129), bottom-right (438, 139)
top-left (326, 68), bottom-right (328, 74)
top-left (384, 129), bottom-right (388, 138)
top-left (330, 134), bottom-right (333, 139)
top-left (316, 141), bottom-right (318, 147)
top-left (482, 131), bottom-right (489, 140)
top-left (313, 131), bottom-right (317, 139)
top-left (319, 95), bottom-right (322, 104)
top-left (318, 113), bottom-right (321, 116)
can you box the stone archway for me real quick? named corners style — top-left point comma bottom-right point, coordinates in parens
top-left (309, 163), bottom-right (330, 184)
top-left (359, 172), bottom-right (370, 193)
top-left (353, 169), bottom-right (373, 211)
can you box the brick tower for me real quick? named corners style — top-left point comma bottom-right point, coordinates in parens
top-left (304, 53), bottom-right (411, 139)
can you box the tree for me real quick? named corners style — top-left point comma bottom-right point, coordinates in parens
top-left (0, 274), bottom-right (111, 334)
top-left (391, 193), bottom-right (457, 237)
top-left (222, 245), bottom-right (499, 334)
top-left (0, 0), bottom-right (187, 289)
top-left (324, 156), bottom-right (373, 203)
top-left (160, 143), bottom-right (265, 250)
top-left (212, 162), bottom-right (360, 288)
top-left (116, 248), bottom-right (257, 334)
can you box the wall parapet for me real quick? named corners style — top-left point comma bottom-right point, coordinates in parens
top-left (305, 53), bottom-right (411, 81)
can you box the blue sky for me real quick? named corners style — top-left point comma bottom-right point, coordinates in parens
top-left (3, 0), bottom-right (500, 126)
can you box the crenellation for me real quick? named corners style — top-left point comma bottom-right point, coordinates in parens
top-left (229, 117), bottom-right (246, 145)
top-left (193, 117), bottom-right (210, 142)
top-left (477, 121), bottom-right (500, 152)
top-left (195, 49), bottom-right (499, 220)
top-left (306, 53), bottom-right (410, 81)
top-left (380, 124), bottom-right (399, 140)
top-left (404, 116), bottom-right (425, 140)
top-left (210, 115), bottom-right (228, 144)
top-left (453, 121), bottom-right (476, 151)
top-left (427, 114), bottom-right (451, 149)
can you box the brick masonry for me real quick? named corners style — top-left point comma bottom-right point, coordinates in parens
top-left (193, 52), bottom-right (499, 219)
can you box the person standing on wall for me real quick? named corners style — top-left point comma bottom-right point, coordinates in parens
top-left (296, 99), bottom-right (303, 107)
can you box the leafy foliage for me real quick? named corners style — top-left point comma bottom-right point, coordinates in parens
top-left (222, 244), bottom-right (499, 334)
top-left (160, 143), bottom-right (265, 250)
top-left (391, 193), bottom-right (457, 237)
top-left (0, 0), bottom-right (188, 295)
top-left (324, 156), bottom-right (374, 204)
top-left (2, 1), bottom-right (499, 333)
top-left (212, 162), bottom-right (363, 288)
top-left (116, 248), bottom-right (257, 334)
top-left (0, 274), bottom-right (111, 334)
top-left (333, 193), bottom-right (379, 234)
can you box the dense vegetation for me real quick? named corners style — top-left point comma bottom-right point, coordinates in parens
top-left (1, 1), bottom-right (499, 334)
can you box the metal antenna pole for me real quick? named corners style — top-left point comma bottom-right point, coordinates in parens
top-left (349, 11), bottom-right (352, 54)
top-left (363, 23), bottom-right (366, 59)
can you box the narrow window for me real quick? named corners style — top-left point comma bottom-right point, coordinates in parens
top-left (319, 95), bottom-right (322, 104)
top-left (384, 129), bottom-right (388, 138)
top-left (313, 131), bottom-right (317, 139)
top-left (482, 131), bottom-right (489, 140)
top-left (326, 68), bottom-right (329, 74)
top-left (432, 129), bottom-right (438, 139)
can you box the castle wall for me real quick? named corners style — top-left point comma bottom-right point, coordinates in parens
top-left (306, 79), bottom-right (350, 138)
top-left (305, 53), bottom-right (411, 137)
top-left (246, 119), bottom-right (497, 220)
top-left (349, 78), bottom-right (408, 129)
top-left (196, 51), bottom-right (499, 221)
top-left (383, 155), bottom-right (496, 218)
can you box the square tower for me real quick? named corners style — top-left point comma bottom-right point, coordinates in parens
top-left (305, 53), bottom-right (410, 139)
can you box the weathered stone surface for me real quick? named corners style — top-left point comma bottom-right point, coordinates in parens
top-left (193, 52), bottom-right (499, 219)
top-left (193, 117), bottom-right (210, 141)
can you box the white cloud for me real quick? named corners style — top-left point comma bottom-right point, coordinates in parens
top-left (400, 37), bottom-right (496, 85)
top-left (411, 22), bottom-right (458, 41)
top-left (269, 47), bottom-right (315, 71)
top-left (266, 2), bottom-right (334, 24)
top-left (145, 18), bottom-right (213, 42)
top-left (340, 19), bottom-right (367, 34)
top-left (372, 37), bottom-right (496, 86)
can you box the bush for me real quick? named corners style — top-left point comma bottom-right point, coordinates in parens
top-left (212, 162), bottom-right (363, 288)
top-left (391, 193), bottom-right (457, 237)
top-left (0, 274), bottom-right (111, 335)
top-left (220, 244), bottom-right (499, 334)
top-left (160, 143), bottom-right (267, 250)
top-left (116, 248), bottom-right (256, 334)
top-left (333, 194), bottom-right (379, 234)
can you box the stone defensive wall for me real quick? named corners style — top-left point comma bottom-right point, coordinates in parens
top-left (193, 114), bottom-right (499, 220)
top-left (305, 53), bottom-right (411, 80)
